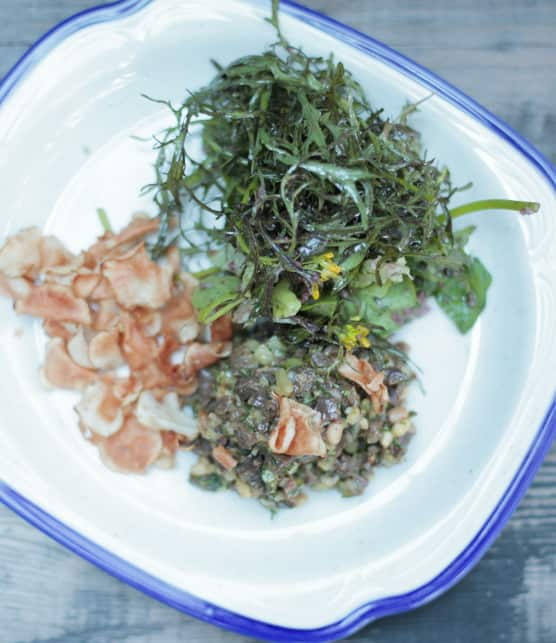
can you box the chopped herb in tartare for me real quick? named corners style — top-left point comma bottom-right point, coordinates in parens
top-left (188, 333), bottom-right (414, 510)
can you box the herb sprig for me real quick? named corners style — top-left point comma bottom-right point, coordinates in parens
top-left (145, 0), bottom-right (538, 347)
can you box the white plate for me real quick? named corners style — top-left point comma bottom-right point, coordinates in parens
top-left (0, 1), bottom-right (555, 640)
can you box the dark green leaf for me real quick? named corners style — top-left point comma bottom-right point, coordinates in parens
top-left (272, 280), bottom-right (302, 319)
top-left (434, 258), bottom-right (492, 333)
top-left (302, 294), bottom-right (338, 318)
top-left (191, 274), bottom-right (241, 322)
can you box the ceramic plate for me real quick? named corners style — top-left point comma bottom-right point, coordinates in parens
top-left (0, 1), bottom-right (555, 640)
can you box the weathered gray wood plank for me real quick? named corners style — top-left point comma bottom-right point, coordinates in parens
top-left (1, 1), bottom-right (555, 642)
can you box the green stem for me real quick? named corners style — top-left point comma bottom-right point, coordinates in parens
top-left (448, 199), bottom-right (540, 219)
top-left (192, 266), bottom-right (221, 279)
top-left (96, 208), bottom-right (113, 233)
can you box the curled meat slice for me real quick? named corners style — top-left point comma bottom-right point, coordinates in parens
top-left (67, 327), bottom-right (94, 368)
top-left (43, 268), bottom-right (77, 288)
top-left (75, 381), bottom-right (124, 437)
top-left (89, 329), bottom-right (124, 370)
top-left (136, 391), bottom-right (198, 440)
top-left (15, 283), bottom-right (91, 325)
top-left (176, 319), bottom-right (199, 344)
top-left (87, 215), bottom-right (159, 261)
top-left (72, 271), bottom-right (101, 299)
top-left (156, 431), bottom-right (181, 469)
top-left (0, 274), bottom-right (32, 299)
top-left (0, 228), bottom-right (78, 279)
top-left (210, 315), bottom-right (233, 342)
top-left (110, 377), bottom-right (142, 407)
top-left (98, 416), bottom-right (162, 473)
top-left (182, 341), bottom-right (232, 376)
top-left (39, 237), bottom-right (80, 273)
top-left (134, 308), bottom-right (162, 337)
top-left (92, 300), bottom-right (120, 331)
top-left (103, 243), bottom-right (172, 309)
top-left (161, 295), bottom-right (198, 343)
top-left (212, 445), bottom-right (237, 471)
top-left (41, 338), bottom-right (96, 390)
top-left (43, 320), bottom-right (78, 341)
top-left (338, 353), bottom-right (389, 414)
top-left (268, 397), bottom-right (326, 457)
top-left (178, 272), bottom-right (198, 299)
top-left (0, 227), bottom-right (41, 277)
top-left (137, 360), bottom-right (199, 396)
top-left (89, 276), bottom-right (114, 301)
top-left (120, 312), bottom-right (159, 371)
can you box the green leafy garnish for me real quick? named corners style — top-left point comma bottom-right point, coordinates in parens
top-left (272, 280), bottom-right (302, 319)
top-left (434, 258), bottom-right (492, 333)
top-left (146, 0), bottom-right (539, 346)
top-left (342, 278), bottom-right (418, 334)
top-left (191, 274), bottom-right (241, 323)
top-left (96, 208), bottom-right (112, 234)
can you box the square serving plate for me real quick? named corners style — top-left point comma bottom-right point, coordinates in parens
top-left (0, 1), bottom-right (555, 640)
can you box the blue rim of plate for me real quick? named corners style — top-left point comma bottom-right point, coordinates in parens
top-left (0, 1), bottom-right (555, 641)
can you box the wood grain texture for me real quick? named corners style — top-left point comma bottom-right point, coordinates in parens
top-left (0, 1), bottom-right (554, 642)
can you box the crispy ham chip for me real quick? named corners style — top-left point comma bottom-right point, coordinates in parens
top-left (92, 300), bottom-right (120, 331)
top-left (0, 227), bottom-right (41, 277)
top-left (43, 267), bottom-right (77, 288)
top-left (156, 430), bottom-right (181, 469)
top-left (15, 283), bottom-right (91, 325)
top-left (98, 416), bottom-right (162, 473)
top-left (71, 269), bottom-right (113, 302)
top-left (0, 217), bottom-right (235, 479)
top-left (0, 227), bottom-right (78, 279)
top-left (210, 315), bottom-right (233, 342)
top-left (134, 308), bottom-right (162, 337)
top-left (182, 341), bottom-right (232, 376)
top-left (75, 381), bottom-right (124, 437)
top-left (39, 237), bottom-right (80, 272)
top-left (161, 295), bottom-right (198, 343)
top-left (0, 274), bottom-right (32, 299)
top-left (103, 243), bottom-right (172, 309)
top-left (72, 271), bottom-right (101, 299)
top-left (89, 276), bottom-right (114, 300)
top-left (136, 390), bottom-right (198, 439)
top-left (138, 360), bottom-right (199, 396)
top-left (87, 215), bottom-right (160, 261)
top-left (268, 397), bottom-right (326, 457)
top-left (110, 377), bottom-right (142, 407)
top-left (42, 320), bottom-right (78, 341)
top-left (120, 312), bottom-right (159, 370)
top-left (89, 329), bottom-right (124, 370)
top-left (338, 354), bottom-right (389, 414)
top-left (67, 327), bottom-right (94, 368)
top-left (41, 338), bottom-right (96, 390)
top-left (212, 445), bottom-right (237, 471)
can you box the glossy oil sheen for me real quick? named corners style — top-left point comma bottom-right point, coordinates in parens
top-left (0, 0), bottom-right (554, 639)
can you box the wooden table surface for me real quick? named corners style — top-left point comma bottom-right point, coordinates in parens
top-left (1, 1), bottom-right (554, 642)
